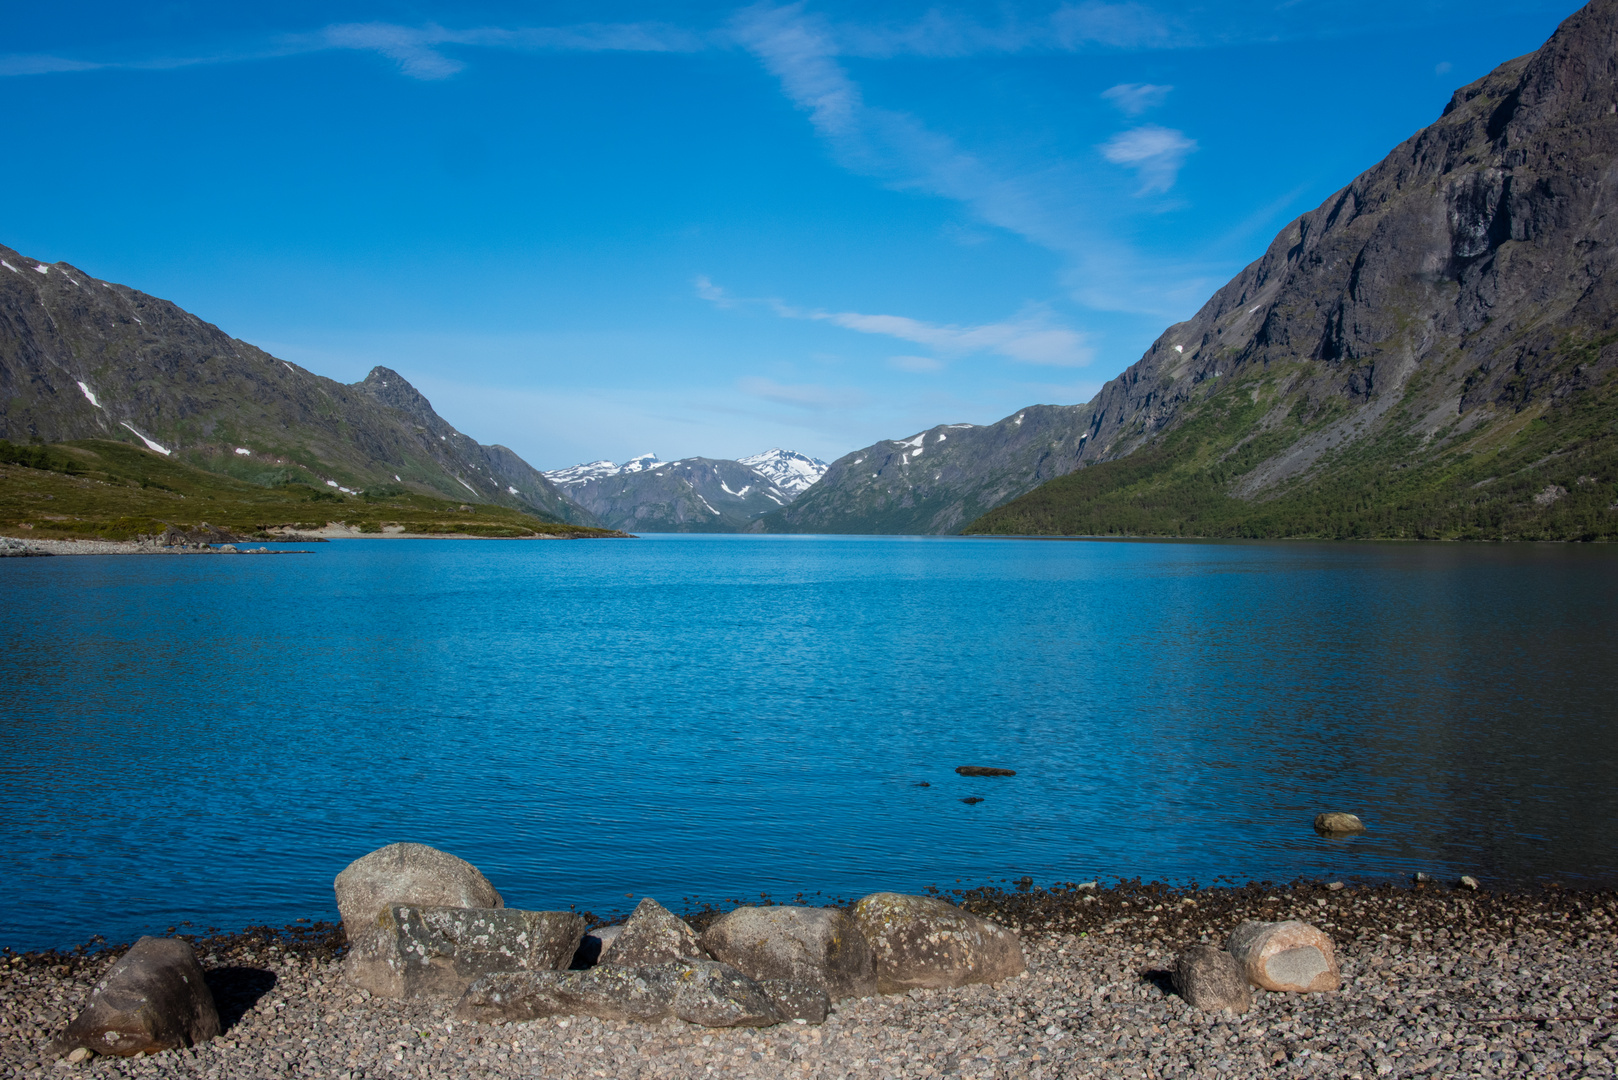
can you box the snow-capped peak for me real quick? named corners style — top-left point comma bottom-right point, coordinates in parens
top-left (737, 448), bottom-right (829, 496)
top-left (544, 453), bottom-right (666, 488)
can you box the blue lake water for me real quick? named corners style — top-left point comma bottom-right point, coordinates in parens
top-left (2, 535), bottom-right (1616, 951)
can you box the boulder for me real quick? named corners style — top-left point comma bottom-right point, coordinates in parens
top-left (1313, 812), bottom-right (1365, 835)
top-left (759, 980), bottom-right (831, 1023)
top-left (49, 937), bottom-right (219, 1058)
top-left (849, 893), bottom-right (1025, 993)
top-left (344, 905), bottom-right (584, 998)
top-left (1171, 945), bottom-right (1251, 1013)
top-left (700, 906), bottom-right (876, 1000)
top-left (333, 843), bottom-right (502, 942)
top-left (570, 925), bottom-right (622, 969)
top-left (1226, 921), bottom-right (1340, 993)
top-left (601, 898), bottom-right (706, 967)
top-left (455, 960), bottom-right (782, 1027)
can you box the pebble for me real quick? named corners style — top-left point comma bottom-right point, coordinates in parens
top-left (2, 883), bottom-right (1615, 1079)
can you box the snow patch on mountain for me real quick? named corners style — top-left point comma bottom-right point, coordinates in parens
top-left (737, 448), bottom-right (828, 496)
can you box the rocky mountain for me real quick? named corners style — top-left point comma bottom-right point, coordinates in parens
top-left (748, 410), bottom-right (1090, 535)
top-left (735, 448), bottom-right (828, 496)
top-left (547, 455), bottom-right (796, 532)
top-left (969, 0), bottom-right (1618, 541)
top-left (0, 245), bottom-right (597, 525)
top-left (766, 0), bottom-right (1618, 540)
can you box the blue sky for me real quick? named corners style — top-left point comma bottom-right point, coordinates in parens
top-left (2, 1), bottom-right (1579, 468)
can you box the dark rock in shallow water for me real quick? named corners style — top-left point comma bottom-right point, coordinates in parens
top-left (455, 960), bottom-right (783, 1027)
top-left (1313, 812), bottom-right (1366, 835)
top-left (961, 797), bottom-right (984, 805)
top-left (1172, 945), bottom-right (1251, 1013)
top-left (851, 892), bottom-right (1025, 993)
top-left (50, 937), bottom-right (219, 1058)
top-left (700, 906), bottom-right (876, 1000)
top-left (344, 905), bottom-right (584, 998)
top-left (955, 766), bottom-right (1015, 777)
top-left (602, 898), bottom-right (707, 966)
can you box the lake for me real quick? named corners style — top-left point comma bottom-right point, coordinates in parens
top-left (1, 535), bottom-right (1615, 951)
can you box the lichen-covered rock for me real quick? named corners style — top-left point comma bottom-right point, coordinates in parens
top-left (700, 906), bottom-right (876, 1000)
top-left (454, 960), bottom-right (782, 1027)
top-left (850, 893), bottom-right (1025, 993)
top-left (333, 843), bottom-right (502, 941)
top-left (1227, 920), bottom-right (1340, 993)
top-left (1172, 945), bottom-right (1252, 1013)
top-left (49, 938), bottom-right (219, 1058)
top-left (344, 905), bottom-right (584, 998)
top-left (759, 980), bottom-right (831, 1023)
top-left (601, 898), bottom-right (707, 967)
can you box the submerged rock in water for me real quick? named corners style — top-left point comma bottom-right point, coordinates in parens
top-left (1313, 812), bottom-right (1366, 835)
top-left (50, 937), bottom-right (219, 1058)
top-left (850, 892), bottom-right (1025, 993)
top-left (344, 905), bottom-right (584, 998)
top-left (700, 906), bottom-right (876, 1001)
top-left (954, 766), bottom-right (1016, 777)
top-left (1226, 920), bottom-right (1340, 993)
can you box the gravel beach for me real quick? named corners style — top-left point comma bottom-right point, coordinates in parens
top-left (3, 881), bottom-right (1614, 1079)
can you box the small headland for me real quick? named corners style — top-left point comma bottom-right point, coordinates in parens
top-left (5, 879), bottom-right (1613, 1079)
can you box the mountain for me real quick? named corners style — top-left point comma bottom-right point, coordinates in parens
top-left (969, 0), bottom-right (1618, 541)
top-left (545, 452), bottom-right (808, 532)
top-left (735, 449), bottom-right (829, 496)
top-left (765, 0), bottom-right (1618, 541)
top-left (747, 410), bottom-right (1090, 534)
top-left (0, 244), bottom-right (597, 526)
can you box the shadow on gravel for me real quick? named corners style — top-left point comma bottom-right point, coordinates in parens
top-left (206, 967), bottom-right (277, 1031)
top-left (1141, 968), bottom-right (1177, 998)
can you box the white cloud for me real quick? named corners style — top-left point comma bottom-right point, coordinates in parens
top-left (1100, 125), bottom-right (1197, 194)
top-left (1101, 82), bottom-right (1172, 117)
top-left (320, 23), bottom-right (466, 79)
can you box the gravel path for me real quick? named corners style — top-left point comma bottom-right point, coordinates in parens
top-left (3, 882), bottom-right (1614, 1079)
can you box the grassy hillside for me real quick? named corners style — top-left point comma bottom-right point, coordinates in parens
top-left (0, 440), bottom-right (625, 540)
top-left (965, 364), bottom-right (1618, 542)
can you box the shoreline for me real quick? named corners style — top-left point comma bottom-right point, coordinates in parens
top-left (5, 880), bottom-right (1614, 1078)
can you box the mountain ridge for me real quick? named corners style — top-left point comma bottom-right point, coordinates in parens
top-left (0, 245), bottom-right (597, 526)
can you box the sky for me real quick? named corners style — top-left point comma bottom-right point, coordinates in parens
top-left (2, 1), bottom-right (1582, 469)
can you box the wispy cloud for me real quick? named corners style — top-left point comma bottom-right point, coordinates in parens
top-left (889, 355), bottom-right (945, 373)
top-left (1101, 82), bottom-right (1172, 116)
top-left (697, 277), bottom-right (1093, 367)
top-left (1100, 125), bottom-right (1197, 194)
top-left (738, 376), bottom-right (864, 410)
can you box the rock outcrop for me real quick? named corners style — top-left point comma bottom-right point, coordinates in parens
top-left (50, 938), bottom-right (219, 1058)
top-left (850, 893), bottom-right (1025, 993)
top-left (601, 899), bottom-right (707, 967)
top-left (455, 961), bottom-right (784, 1028)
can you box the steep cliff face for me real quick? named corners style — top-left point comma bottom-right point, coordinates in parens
top-left (0, 247), bottom-right (596, 525)
top-left (967, 0), bottom-right (1618, 539)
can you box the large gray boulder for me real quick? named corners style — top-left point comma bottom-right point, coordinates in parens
top-left (455, 960), bottom-right (783, 1027)
top-left (600, 898), bottom-right (707, 966)
top-left (50, 938), bottom-right (219, 1058)
top-left (1172, 945), bottom-right (1252, 1013)
top-left (699, 906), bottom-right (875, 1000)
top-left (850, 893), bottom-right (1025, 993)
top-left (345, 905), bottom-right (585, 998)
top-left (334, 843), bottom-right (503, 942)
top-left (1226, 920), bottom-right (1340, 993)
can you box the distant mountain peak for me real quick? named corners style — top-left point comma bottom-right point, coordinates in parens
top-left (737, 448), bottom-right (829, 496)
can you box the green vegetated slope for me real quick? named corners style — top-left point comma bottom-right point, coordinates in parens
top-left (966, 0), bottom-right (1618, 542)
top-left (967, 359), bottom-right (1618, 540)
top-left (0, 439), bottom-right (624, 540)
